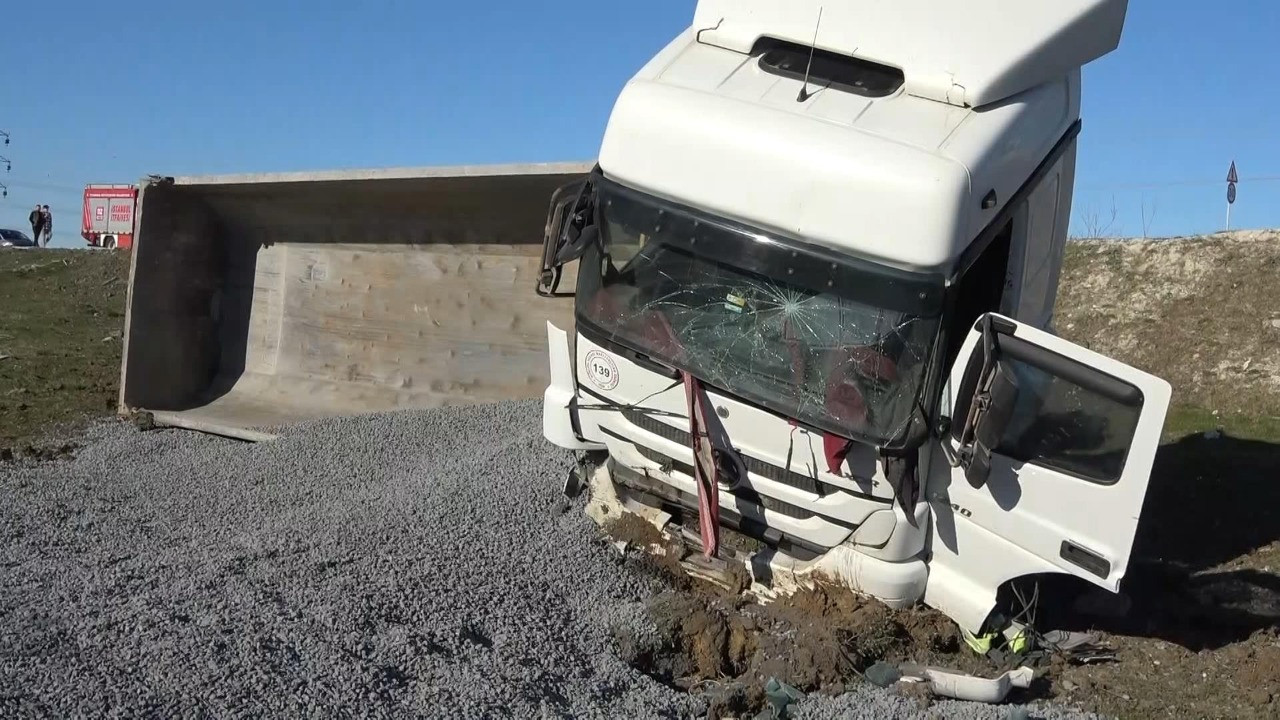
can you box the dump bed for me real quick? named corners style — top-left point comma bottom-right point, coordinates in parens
top-left (119, 163), bottom-right (590, 437)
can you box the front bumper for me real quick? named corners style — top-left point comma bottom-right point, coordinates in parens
top-left (593, 459), bottom-right (929, 608)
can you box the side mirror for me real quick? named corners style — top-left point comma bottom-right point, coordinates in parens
top-left (964, 360), bottom-right (1020, 488)
top-left (537, 178), bottom-right (592, 298)
top-left (554, 224), bottom-right (597, 266)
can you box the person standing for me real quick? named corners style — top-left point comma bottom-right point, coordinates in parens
top-left (29, 205), bottom-right (44, 246)
top-left (39, 205), bottom-right (52, 247)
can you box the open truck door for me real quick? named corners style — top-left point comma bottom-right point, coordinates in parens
top-left (925, 313), bottom-right (1171, 632)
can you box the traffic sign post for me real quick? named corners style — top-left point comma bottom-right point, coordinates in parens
top-left (1226, 161), bottom-right (1238, 231)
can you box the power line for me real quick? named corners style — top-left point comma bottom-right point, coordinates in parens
top-left (2, 179), bottom-right (85, 194)
top-left (1081, 175), bottom-right (1280, 191)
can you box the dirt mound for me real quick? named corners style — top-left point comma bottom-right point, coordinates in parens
top-left (613, 592), bottom-right (757, 686)
top-left (1053, 627), bottom-right (1280, 720)
top-left (611, 573), bottom-right (1003, 715)
top-left (1058, 233), bottom-right (1280, 418)
top-left (605, 508), bottom-right (1280, 719)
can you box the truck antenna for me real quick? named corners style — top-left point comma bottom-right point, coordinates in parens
top-left (797, 6), bottom-right (824, 102)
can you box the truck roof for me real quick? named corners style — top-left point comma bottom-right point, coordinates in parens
top-left (692, 0), bottom-right (1128, 108)
top-left (596, 3), bottom-right (1107, 272)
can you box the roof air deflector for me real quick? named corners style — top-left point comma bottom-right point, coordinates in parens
top-left (753, 37), bottom-right (904, 99)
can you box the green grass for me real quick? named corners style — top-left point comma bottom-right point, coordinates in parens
top-left (1163, 404), bottom-right (1280, 443)
top-left (0, 249), bottom-right (132, 448)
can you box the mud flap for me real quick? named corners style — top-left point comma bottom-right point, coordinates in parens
top-left (562, 464), bottom-right (586, 499)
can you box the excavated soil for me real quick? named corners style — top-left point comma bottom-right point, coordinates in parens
top-left (604, 527), bottom-right (1023, 717)
top-left (606, 524), bottom-right (1280, 719)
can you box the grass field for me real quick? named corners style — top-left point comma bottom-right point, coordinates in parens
top-left (1057, 231), bottom-right (1280, 439)
top-left (0, 249), bottom-right (131, 450)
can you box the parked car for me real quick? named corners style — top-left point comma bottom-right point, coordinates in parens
top-left (0, 228), bottom-right (36, 248)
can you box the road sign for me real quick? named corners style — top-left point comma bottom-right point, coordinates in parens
top-left (1226, 161), bottom-right (1238, 230)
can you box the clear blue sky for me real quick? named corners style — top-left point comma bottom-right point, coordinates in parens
top-left (1, 0), bottom-right (1276, 248)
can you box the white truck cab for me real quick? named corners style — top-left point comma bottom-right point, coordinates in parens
top-left (537, 0), bottom-right (1169, 634)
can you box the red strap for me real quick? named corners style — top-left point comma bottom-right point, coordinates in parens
top-left (683, 371), bottom-right (720, 559)
top-left (637, 309), bottom-right (719, 559)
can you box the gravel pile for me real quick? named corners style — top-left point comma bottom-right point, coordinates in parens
top-left (0, 400), bottom-right (1105, 719)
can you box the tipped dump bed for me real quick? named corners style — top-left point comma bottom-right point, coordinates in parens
top-left (119, 162), bottom-right (592, 436)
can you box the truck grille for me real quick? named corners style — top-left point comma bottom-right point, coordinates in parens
top-left (620, 409), bottom-right (844, 498)
top-left (630, 444), bottom-right (813, 520)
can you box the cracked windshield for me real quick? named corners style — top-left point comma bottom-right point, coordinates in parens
top-left (577, 183), bottom-right (943, 444)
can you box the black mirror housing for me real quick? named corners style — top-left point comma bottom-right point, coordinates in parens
top-left (965, 360), bottom-right (1020, 488)
top-left (537, 171), bottom-right (599, 298)
top-left (554, 224), bottom-right (597, 266)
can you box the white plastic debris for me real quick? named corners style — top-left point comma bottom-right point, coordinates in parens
top-left (898, 664), bottom-right (1036, 703)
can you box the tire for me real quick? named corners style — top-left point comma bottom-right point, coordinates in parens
top-left (103, 236), bottom-right (117, 250)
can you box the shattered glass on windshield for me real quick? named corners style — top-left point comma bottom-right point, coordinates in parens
top-left (575, 182), bottom-right (944, 444)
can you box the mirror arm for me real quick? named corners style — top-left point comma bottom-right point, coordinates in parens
top-left (954, 315), bottom-right (1001, 479)
top-left (537, 166), bottom-right (604, 298)
top-left (958, 315), bottom-right (998, 448)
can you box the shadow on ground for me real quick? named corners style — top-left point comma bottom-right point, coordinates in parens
top-left (1038, 430), bottom-right (1280, 651)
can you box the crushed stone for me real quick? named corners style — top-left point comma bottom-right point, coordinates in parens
top-left (0, 399), bottom-right (1107, 719)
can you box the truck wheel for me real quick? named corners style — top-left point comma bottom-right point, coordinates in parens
top-left (103, 236), bottom-right (117, 250)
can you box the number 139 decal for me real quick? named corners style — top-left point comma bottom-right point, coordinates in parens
top-left (584, 350), bottom-right (620, 391)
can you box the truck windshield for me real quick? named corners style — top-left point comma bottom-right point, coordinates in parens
top-left (575, 180), bottom-right (946, 445)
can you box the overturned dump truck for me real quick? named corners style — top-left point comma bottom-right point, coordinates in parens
top-left (537, 0), bottom-right (1172, 636)
top-left (118, 163), bottom-right (590, 439)
top-left (119, 0), bottom-right (1168, 638)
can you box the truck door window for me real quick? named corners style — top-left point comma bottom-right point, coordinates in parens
top-left (955, 332), bottom-right (1144, 485)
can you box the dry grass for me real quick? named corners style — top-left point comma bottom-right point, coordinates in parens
top-left (1057, 230), bottom-right (1280, 435)
top-left (0, 249), bottom-right (132, 449)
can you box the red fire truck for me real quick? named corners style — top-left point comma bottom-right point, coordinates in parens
top-left (81, 184), bottom-right (138, 249)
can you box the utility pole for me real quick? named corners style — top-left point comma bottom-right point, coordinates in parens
top-left (0, 131), bottom-right (9, 199)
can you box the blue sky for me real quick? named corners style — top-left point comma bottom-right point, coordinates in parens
top-left (0, 0), bottom-right (1276, 248)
